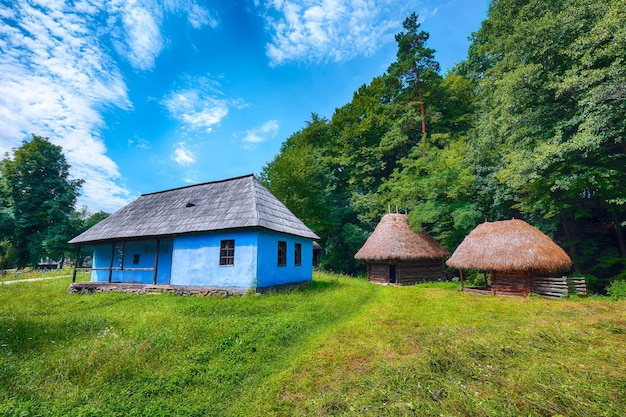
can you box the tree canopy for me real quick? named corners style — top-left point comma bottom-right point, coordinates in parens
top-left (0, 135), bottom-right (84, 267)
top-left (261, 3), bottom-right (625, 289)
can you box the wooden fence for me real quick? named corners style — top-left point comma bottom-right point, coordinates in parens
top-left (531, 276), bottom-right (587, 298)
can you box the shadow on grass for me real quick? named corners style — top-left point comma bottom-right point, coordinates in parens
top-left (301, 277), bottom-right (343, 294)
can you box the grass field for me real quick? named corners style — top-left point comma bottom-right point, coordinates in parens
top-left (0, 267), bottom-right (90, 283)
top-left (1, 272), bottom-right (624, 416)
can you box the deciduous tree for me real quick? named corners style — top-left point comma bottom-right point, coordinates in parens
top-left (0, 135), bottom-right (84, 267)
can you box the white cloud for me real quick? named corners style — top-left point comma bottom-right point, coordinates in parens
top-left (107, 0), bottom-right (216, 70)
top-left (257, 0), bottom-right (415, 66)
top-left (0, 0), bottom-right (215, 211)
top-left (186, 2), bottom-right (219, 29)
top-left (112, 0), bottom-right (164, 71)
top-left (161, 76), bottom-right (234, 132)
top-left (172, 142), bottom-right (196, 166)
top-left (128, 136), bottom-right (152, 149)
top-left (243, 120), bottom-right (279, 145)
top-left (0, 0), bottom-right (131, 212)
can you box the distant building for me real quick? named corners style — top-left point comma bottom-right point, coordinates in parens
top-left (354, 213), bottom-right (450, 285)
top-left (69, 174), bottom-right (319, 292)
top-left (447, 219), bottom-right (574, 296)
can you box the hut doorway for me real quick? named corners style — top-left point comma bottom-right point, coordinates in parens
top-left (389, 265), bottom-right (397, 284)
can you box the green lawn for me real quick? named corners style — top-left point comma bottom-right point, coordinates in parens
top-left (1, 272), bottom-right (624, 416)
top-left (0, 267), bottom-right (89, 282)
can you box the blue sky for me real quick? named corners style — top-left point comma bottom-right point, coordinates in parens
top-left (0, 0), bottom-right (488, 213)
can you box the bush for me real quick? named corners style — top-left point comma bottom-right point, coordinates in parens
top-left (607, 279), bottom-right (626, 300)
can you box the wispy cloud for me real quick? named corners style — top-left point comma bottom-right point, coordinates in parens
top-left (107, 0), bottom-right (219, 70)
top-left (172, 142), bottom-right (196, 166)
top-left (242, 120), bottom-right (279, 148)
top-left (186, 2), bottom-right (219, 29)
top-left (0, 0), bottom-right (214, 211)
top-left (108, 0), bottom-right (165, 71)
top-left (128, 136), bottom-right (152, 149)
top-left (257, 0), bottom-right (414, 66)
top-left (161, 75), bottom-right (240, 133)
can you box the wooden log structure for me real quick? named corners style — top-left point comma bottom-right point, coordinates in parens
top-left (491, 272), bottom-right (532, 297)
top-left (532, 276), bottom-right (587, 297)
top-left (367, 261), bottom-right (446, 285)
top-left (462, 275), bottom-right (587, 298)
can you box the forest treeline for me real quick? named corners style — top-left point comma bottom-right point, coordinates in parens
top-left (260, 0), bottom-right (626, 290)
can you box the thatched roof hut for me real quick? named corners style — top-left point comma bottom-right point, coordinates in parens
top-left (447, 219), bottom-right (573, 296)
top-left (447, 219), bottom-right (571, 272)
top-left (355, 214), bottom-right (449, 285)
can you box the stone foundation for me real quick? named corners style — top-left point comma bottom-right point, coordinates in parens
top-left (68, 282), bottom-right (246, 297)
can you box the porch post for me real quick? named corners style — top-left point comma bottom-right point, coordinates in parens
top-left (459, 269), bottom-right (464, 290)
top-left (120, 241), bottom-right (126, 271)
top-left (72, 244), bottom-right (80, 283)
top-left (108, 242), bottom-right (115, 283)
top-left (153, 239), bottom-right (161, 285)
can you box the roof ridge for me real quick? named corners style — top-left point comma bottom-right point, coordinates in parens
top-left (141, 173), bottom-right (255, 196)
top-left (250, 176), bottom-right (260, 226)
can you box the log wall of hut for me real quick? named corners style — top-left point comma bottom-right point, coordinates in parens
top-left (491, 271), bottom-right (535, 296)
top-left (367, 264), bottom-right (389, 284)
top-left (367, 261), bottom-right (446, 285)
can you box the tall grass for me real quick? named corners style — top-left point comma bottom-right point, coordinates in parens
top-left (1, 272), bottom-right (624, 416)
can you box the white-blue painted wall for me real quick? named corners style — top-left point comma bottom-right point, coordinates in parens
top-left (89, 230), bottom-right (313, 289)
top-left (256, 231), bottom-right (313, 288)
top-left (170, 231), bottom-right (258, 288)
top-left (91, 239), bottom-right (173, 284)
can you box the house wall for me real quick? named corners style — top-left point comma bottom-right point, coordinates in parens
top-left (91, 239), bottom-right (173, 284)
top-left (170, 231), bottom-right (258, 288)
top-left (256, 231), bottom-right (313, 288)
top-left (89, 230), bottom-right (314, 289)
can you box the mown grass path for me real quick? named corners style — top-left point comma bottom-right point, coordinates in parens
top-left (1, 272), bottom-right (624, 416)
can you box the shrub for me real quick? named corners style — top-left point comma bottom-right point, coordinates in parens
top-left (607, 279), bottom-right (626, 300)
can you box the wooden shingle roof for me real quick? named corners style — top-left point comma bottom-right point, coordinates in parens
top-left (69, 174), bottom-right (319, 244)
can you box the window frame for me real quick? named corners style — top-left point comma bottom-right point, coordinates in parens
top-left (277, 240), bottom-right (287, 267)
top-left (219, 239), bottom-right (235, 266)
top-left (294, 242), bottom-right (302, 266)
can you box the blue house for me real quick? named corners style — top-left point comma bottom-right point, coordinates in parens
top-left (69, 174), bottom-right (319, 292)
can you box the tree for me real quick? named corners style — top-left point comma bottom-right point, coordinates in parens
top-left (460, 0), bottom-right (626, 283)
top-left (387, 12), bottom-right (442, 154)
top-left (0, 135), bottom-right (84, 267)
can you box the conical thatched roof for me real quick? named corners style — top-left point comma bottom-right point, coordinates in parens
top-left (354, 214), bottom-right (450, 262)
top-left (446, 219), bottom-right (572, 273)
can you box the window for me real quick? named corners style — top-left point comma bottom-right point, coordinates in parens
top-left (220, 240), bottom-right (235, 266)
top-left (132, 254), bottom-right (140, 265)
top-left (277, 241), bottom-right (287, 266)
top-left (294, 243), bottom-right (302, 266)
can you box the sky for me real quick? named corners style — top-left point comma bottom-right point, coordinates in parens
top-left (0, 0), bottom-right (489, 213)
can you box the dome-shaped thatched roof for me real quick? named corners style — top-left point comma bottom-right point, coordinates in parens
top-left (354, 214), bottom-right (450, 262)
top-left (446, 219), bottom-right (572, 273)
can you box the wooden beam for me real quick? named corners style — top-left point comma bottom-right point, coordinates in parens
top-left (108, 243), bottom-right (116, 283)
top-left (153, 239), bottom-right (161, 285)
top-left (72, 244), bottom-right (80, 283)
top-left (120, 241), bottom-right (126, 271)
